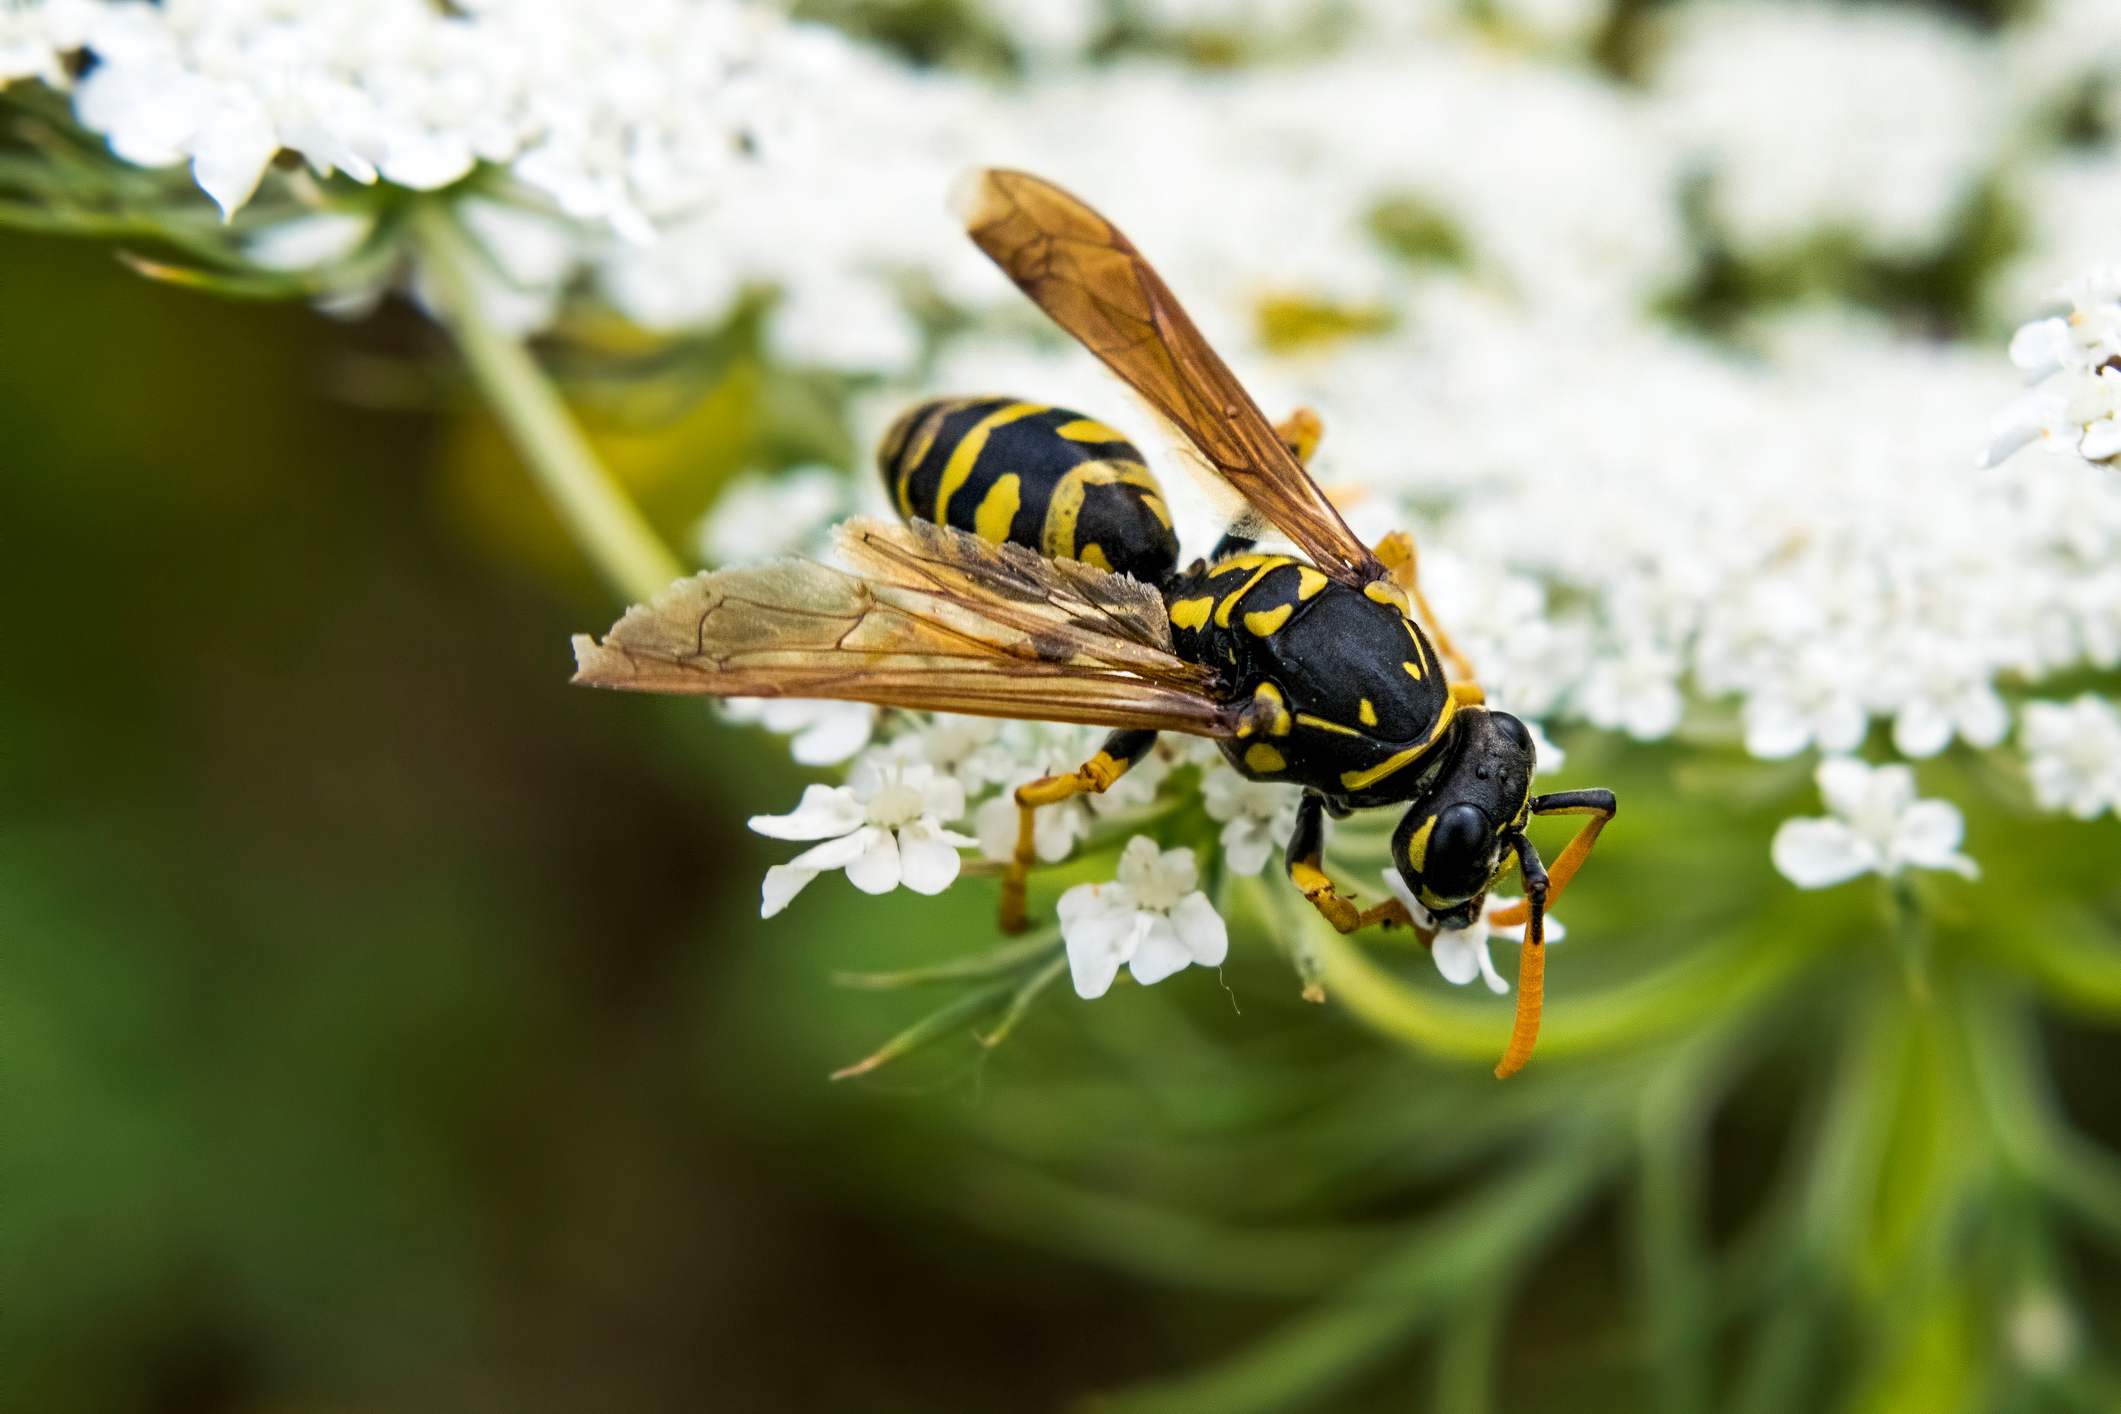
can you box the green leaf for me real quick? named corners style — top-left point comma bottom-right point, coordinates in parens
top-left (827, 980), bottom-right (1014, 1081)
top-left (115, 250), bottom-right (320, 301)
top-left (978, 954), bottom-right (1068, 1048)
top-left (832, 929), bottom-right (1061, 989)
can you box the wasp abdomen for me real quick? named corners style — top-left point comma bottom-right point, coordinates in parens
top-left (878, 397), bottom-right (1180, 583)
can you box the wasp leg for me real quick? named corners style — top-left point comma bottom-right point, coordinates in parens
top-left (1275, 405), bottom-right (1324, 464)
top-left (1285, 792), bottom-right (1422, 935)
top-left (998, 728), bottom-right (1159, 934)
top-left (1487, 789), bottom-right (1617, 926)
top-left (1373, 530), bottom-right (1479, 685)
top-left (1493, 834), bottom-right (1552, 1080)
top-left (1211, 408), bottom-right (1328, 561)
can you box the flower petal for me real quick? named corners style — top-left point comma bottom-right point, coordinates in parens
top-left (1771, 818), bottom-right (1873, 889)
top-left (1893, 800), bottom-right (1975, 877)
top-left (895, 822), bottom-right (963, 896)
top-left (783, 828), bottom-right (875, 874)
top-left (1892, 700), bottom-right (1953, 760)
top-left (842, 828), bottom-right (902, 895)
top-left (1116, 835), bottom-right (1165, 890)
top-left (1060, 888), bottom-right (1135, 1000)
top-left (192, 107), bottom-right (279, 219)
top-left (760, 864), bottom-right (816, 919)
top-left (788, 705), bottom-right (874, 766)
top-left (1127, 915), bottom-right (1193, 987)
top-left (1169, 892), bottom-right (1229, 967)
top-left (1432, 929), bottom-right (1495, 989)
top-left (1815, 757), bottom-right (1876, 820)
top-left (749, 784), bottom-right (864, 841)
top-left (1220, 818), bottom-right (1273, 876)
top-left (2081, 418), bottom-right (2121, 463)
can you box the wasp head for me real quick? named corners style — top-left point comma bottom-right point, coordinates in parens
top-left (1389, 709), bottom-right (1536, 926)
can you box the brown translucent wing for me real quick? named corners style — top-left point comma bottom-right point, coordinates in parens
top-left (956, 167), bottom-right (1386, 586)
top-left (571, 518), bottom-right (1238, 737)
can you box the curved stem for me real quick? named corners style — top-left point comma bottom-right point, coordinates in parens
top-left (411, 202), bottom-right (682, 603)
top-left (1307, 903), bottom-right (1824, 1067)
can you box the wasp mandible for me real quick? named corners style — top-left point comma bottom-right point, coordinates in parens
top-left (573, 169), bottom-right (1615, 1076)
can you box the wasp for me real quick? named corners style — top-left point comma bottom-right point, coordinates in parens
top-left (573, 169), bottom-right (1615, 1076)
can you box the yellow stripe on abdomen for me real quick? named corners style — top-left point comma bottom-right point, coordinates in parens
top-left (1041, 459), bottom-right (1162, 560)
top-left (934, 401), bottom-right (1045, 524)
top-left (973, 473), bottom-right (1022, 544)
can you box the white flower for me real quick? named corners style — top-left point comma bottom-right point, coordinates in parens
top-left (0, 0), bottom-right (78, 87)
top-left (1771, 758), bottom-right (1978, 890)
top-left (2021, 696), bottom-right (2121, 821)
top-left (1653, 2), bottom-right (1999, 257)
top-left (694, 467), bottom-right (848, 568)
top-left (1577, 640), bottom-right (1685, 742)
top-left (1201, 767), bottom-right (1301, 876)
top-left (1381, 872), bottom-right (1565, 994)
top-left (1887, 674), bottom-right (2009, 761)
top-left (977, 786), bottom-right (1089, 868)
top-left (880, 715), bottom-right (1013, 798)
top-left (1984, 269), bottom-right (2121, 469)
top-left (748, 762), bottom-right (976, 917)
top-left (245, 211), bottom-right (376, 272)
top-left (1740, 643), bottom-right (1870, 760)
top-left (974, 727), bottom-right (1168, 866)
top-left (723, 698), bottom-right (876, 767)
top-left (410, 197), bottom-right (579, 335)
top-left (1057, 837), bottom-right (1228, 1000)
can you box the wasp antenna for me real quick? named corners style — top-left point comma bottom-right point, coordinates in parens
top-left (1495, 834), bottom-right (1551, 1080)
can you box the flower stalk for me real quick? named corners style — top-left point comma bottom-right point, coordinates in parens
top-left (411, 202), bottom-right (681, 604)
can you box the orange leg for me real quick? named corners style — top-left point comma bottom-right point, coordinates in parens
top-left (1372, 530), bottom-right (1478, 684)
top-left (998, 729), bottom-right (1156, 934)
top-left (1274, 406), bottom-right (1324, 464)
top-left (1284, 791), bottom-right (1421, 936)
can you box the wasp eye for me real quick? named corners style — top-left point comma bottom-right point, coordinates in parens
top-left (1491, 711), bottom-right (1533, 755)
top-left (1424, 802), bottom-right (1492, 896)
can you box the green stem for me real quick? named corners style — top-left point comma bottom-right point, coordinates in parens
top-left (1730, 1303), bottom-right (1821, 1414)
top-left (1309, 907), bottom-right (1822, 1067)
top-left (411, 202), bottom-right (682, 603)
top-left (1432, 1277), bottom-right (1509, 1414)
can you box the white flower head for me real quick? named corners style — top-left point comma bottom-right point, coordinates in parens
top-left (694, 466), bottom-right (849, 568)
top-left (973, 727), bottom-right (1169, 867)
top-left (1201, 766), bottom-right (1302, 876)
top-left (1057, 837), bottom-right (1228, 1000)
top-left (722, 697), bottom-right (876, 767)
top-left (1381, 871), bottom-right (1565, 995)
top-left (2020, 695), bottom-right (2121, 821)
top-left (1771, 758), bottom-right (1978, 890)
top-left (878, 713), bottom-right (1013, 798)
top-left (748, 762), bottom-right (976, 917)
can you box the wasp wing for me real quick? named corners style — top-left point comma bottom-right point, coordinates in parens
top-left (571, 518), bottom-right (1238, 737)
top-left (955, 167), bottom-right (1386, 587)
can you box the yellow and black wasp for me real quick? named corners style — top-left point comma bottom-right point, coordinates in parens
top-left (572, 169), bottom-right (1615, 1076)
